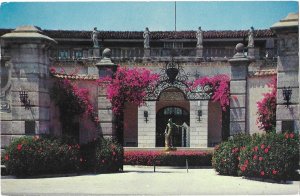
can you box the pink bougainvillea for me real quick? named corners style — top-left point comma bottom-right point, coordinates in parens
top-left (256, 77), bottom-right (277, 133)
top-left (192, 74), bottom-right (230, 111)
top-left (50, 66), bottom-right (99, 134)
top-left (98, 66), bottom-right (159, 115)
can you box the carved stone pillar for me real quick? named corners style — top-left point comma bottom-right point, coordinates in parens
top-left (1, 26), bottom-right (56, 148)
top-left (96, 48), bottom-right (117, 138)
top-left (229, 43), bottom-right (250, 135)
top-left (271, 13), bottom-right (299, 133)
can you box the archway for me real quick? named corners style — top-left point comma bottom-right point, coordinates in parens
top-left (155, 87), bottom-right (190, 147)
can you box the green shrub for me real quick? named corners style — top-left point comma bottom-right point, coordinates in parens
top-left (238, 132), bottom-right (299, 181)
top-left (2, 136), bottom-right (80, 177)
top-left (94, 138), bottom-right (123, 173)
top-left (212, 134), bottom-right (251, 176)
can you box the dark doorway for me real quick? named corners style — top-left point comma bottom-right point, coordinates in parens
top-left (156, 106), bottom-right (189, 147)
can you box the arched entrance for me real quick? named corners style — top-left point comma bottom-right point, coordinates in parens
top-left (156, 106), bottom-right (189, 147)
top-left (155, 87), bottom-right (190, 147)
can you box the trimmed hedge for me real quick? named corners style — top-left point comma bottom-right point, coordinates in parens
top-left (124, 150), bottom-right (212, 166)
top-left (213, 133), bottom-right (299, 181)
top-left (212, 134), bottom-right (251, 176)
top-left (2, 136), bottom-right (80, 177)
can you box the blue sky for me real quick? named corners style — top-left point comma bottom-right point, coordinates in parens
top-left (0, 1), bottom-right (298, 31)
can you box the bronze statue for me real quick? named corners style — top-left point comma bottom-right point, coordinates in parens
top-left (164, 118), bottom-right (181, 150)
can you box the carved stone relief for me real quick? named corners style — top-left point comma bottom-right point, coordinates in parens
top-left (1, 59), bottom-right (12, 113)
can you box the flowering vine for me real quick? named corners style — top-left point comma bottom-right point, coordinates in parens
top-left (98, 66), bottom-right (159, 115)
top-left (256, 77), bottom-right (277, 133)
top-left (50, 67), bottom-right (99, 136)
top-left (192, 74), bottom-right (230, 111)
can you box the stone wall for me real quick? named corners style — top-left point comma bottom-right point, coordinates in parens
top-left (138, 101), bottom-right (156, 147)
top-left (247, 76), bottom-right (274, 134)
top-left (271, 13), bottom-right (299, 133)
top-left (189, 100), bottom-right (208, 147)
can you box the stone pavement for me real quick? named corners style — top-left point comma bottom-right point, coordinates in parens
top-left (1, 166), bottom-right (299, 195)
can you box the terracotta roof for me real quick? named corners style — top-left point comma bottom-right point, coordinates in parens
top-left (249, 69), bottom-right (277, 77)
top-left (0, 28), bottom-right (274, 40)
top-left (52, 73), bottom-right (98, 80)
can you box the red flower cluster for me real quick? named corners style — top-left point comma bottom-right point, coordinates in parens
top-left (285, 133), bottom-right (295, 139)
top-left (17, 144), bottom-right (22, 151)
top-left (192, 74), bottom-right (230, 111)
top-left (231, 147), bottom-right (239, 154)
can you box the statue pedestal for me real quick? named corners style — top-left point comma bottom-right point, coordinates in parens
top-left (247, 47), bottom-right (255, 59)
top-left (144, 48), bottom-right (150, 58)
top-left (164, 147), bottom-right (177, 152)
top-left (93, 48), bottom-right (100, 58)
top-left (196, 48), bottom-right (203, 57)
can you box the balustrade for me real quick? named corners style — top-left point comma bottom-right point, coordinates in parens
top-left (53, 46), bottom-right (277, 62)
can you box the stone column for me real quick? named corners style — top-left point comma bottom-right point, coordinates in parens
top-left (189, 100), bottom-right (208, 147)
top-left (1, 26), bottom-right (56, 148)
top-left (96, 48), bottom-right (117, 138)
top-left (271, 13), bottom-right (299, 132)
top-left (137, 101), bottom-right (156, 148)
top-left (229, 43), bottom-right (250, 135)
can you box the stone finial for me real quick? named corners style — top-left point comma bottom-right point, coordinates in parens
top-left (96, 48), bottom-right (114, 67)
top-left (235, 43), bottom-right (244, 53)
top-left (102, 48), bottom-right (111, 58)
top-left (230, 43), bottom-right (248, 60)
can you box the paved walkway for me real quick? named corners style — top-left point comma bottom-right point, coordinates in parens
top-left (1, 166), bottom-right (299, 195)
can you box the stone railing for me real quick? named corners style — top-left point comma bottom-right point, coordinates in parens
top-left (52, 46), bottom-right (278, 62)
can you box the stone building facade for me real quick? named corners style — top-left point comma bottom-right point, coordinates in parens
top-left (0, 13), bottom-right (298, 151)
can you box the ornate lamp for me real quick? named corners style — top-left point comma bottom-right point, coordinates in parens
top-left (144, 111), bottom-right (149, 123)
top-left (197, 110), bottom-right (202, 122)
top-left (282, 86), bottom-right (292, 107)
top-left (19, 90), bottom-right (31, 109)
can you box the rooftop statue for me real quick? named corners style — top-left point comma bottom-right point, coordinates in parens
top-left (92, 27), bottom-right (99, 48)
top-left (196, 26), bottom-right (203, 48)
top-left (143, 27), bottom-right (150, 49)
top-left (248, 26), bottom-right (254, 47)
